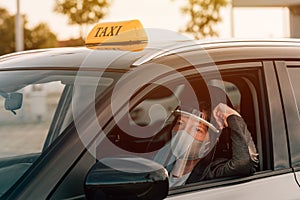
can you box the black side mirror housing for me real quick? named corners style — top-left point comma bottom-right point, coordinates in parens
top-left (84, 157), bottom-right (169, 200)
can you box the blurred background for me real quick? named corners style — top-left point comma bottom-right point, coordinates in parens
top-left (0, 0), bottom-right (297, 56)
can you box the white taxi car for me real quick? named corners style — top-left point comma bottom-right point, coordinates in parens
top-left (0, 20), bottom-right (300, 199)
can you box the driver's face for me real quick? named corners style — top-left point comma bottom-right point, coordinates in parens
top-left (172, 114), bottom-right (208, 141)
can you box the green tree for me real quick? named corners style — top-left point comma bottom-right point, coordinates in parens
top-left (25, 23), bottom-right (57, 50)
top-left (0, 7), bottom-right (57, 56)
top-left (54, 0), bottom-right (111, 39)
top-left (0, 8), bottom-right (16, 55)
top-left (179, 0), bottom-right (227, 39)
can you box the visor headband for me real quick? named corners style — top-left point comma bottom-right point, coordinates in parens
top-left (174, 110), bottom-right (219, 133)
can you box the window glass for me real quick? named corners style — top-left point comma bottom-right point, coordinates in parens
top-left (0, 70), bottom-right (116, 197)
top-left (0, 82), bottom-right (64, 157)
top-left (287, 68), bottom-right (300, 117)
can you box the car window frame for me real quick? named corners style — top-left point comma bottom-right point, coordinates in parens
top-left (275, 61), bottom-right (300, 168)
top-left (164, 60), bottom-right (279, 196)
top-left (98, 60), bottom-right (279, 196)
top-left (165, 60), bottom-right (295, 197)
top-left (43, 84), bottom-right (73, 150)
top-left (262, 61), bottom-right (290, 171)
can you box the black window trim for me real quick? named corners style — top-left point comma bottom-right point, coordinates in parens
top-left (263, 61), bottom-right (290, 170)
top-left (277, 61), bottom-right (300, 168)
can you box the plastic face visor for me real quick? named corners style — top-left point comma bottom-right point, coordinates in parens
top-left (174, 110), bottom-right (219, 134)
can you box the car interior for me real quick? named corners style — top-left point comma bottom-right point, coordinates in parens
top-left (104, 72), bottom-right (264, 178)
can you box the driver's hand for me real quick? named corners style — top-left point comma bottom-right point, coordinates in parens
top-left (213, 103), bottom-right (241, 129)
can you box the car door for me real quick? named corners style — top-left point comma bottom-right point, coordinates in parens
top-left (165, 60), bottom-right (300, 199)
top-left (275, 60), bottom-right (300, 187)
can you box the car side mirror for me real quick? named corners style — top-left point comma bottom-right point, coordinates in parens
top-left (84, 157), bottom-right (169, 200)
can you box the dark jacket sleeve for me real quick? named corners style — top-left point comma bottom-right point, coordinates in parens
top-left (187, 115), bottom-right (259, 183)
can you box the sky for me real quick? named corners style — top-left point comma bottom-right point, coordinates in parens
top-left (0, 0), bottom-right (290, 41)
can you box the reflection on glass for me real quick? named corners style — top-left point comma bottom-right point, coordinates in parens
top-left (0, 82), bottom-right (64, 158)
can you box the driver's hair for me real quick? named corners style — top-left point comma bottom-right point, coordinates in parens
top-left (180, 101), bottom-right (211, 123)
top-left (197, 101), bottom-right (211, 122)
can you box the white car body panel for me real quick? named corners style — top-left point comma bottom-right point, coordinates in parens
top-left (167, 173), bottom-right (300, 200)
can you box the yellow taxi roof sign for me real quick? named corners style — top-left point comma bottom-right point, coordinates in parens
top-left (85, 20), bottom-right (148, 51)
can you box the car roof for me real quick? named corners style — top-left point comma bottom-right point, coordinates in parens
top-left (1, 38), bottom-right (300, 71)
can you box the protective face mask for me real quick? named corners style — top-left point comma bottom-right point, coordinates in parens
top-left (186, 140), bottom-right (203, 160)
top-left (171, 130), bottom-right (194, 159)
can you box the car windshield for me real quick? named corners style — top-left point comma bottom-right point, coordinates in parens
top-left (0, 69), bottom-right (118, 196)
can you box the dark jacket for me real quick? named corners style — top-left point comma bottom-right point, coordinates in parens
top-left (186, 115), bottom-right (259, 184)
